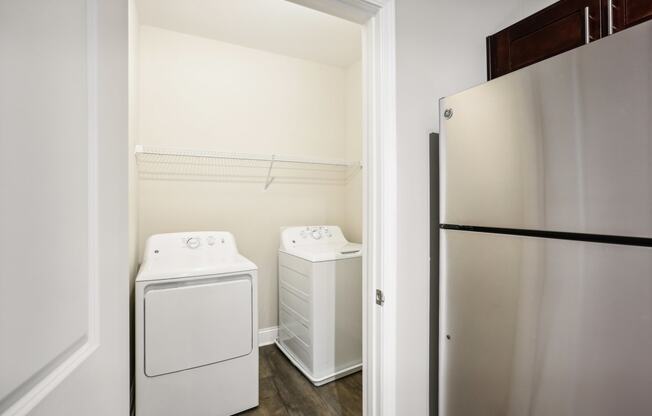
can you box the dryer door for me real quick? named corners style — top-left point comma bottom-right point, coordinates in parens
top-left (144, 275), bottom-right (253, 377)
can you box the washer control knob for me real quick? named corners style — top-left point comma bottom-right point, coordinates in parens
top-left (311, 229), bottom-right (322, 240)
top-left (186, 237), bottom-right (201, 249)
top-left (206, 236), bottom-right (216, 246)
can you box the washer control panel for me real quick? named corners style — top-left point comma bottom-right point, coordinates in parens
top-left (298, 226), bottom-right (334, 241)
top-left (281, 225), bottom-right (345, 249)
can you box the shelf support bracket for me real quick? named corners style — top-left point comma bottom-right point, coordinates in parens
top-left (264, 155), bottom-right (275, 190)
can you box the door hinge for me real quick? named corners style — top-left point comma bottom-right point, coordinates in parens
top-left (376, 289), bottom-right (385, 306)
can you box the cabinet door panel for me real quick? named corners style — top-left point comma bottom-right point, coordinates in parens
top-left (611, 0), bottom-right (652, 32)
top-left (487, 0), bottom-right (602, 80)
top-left (509, 11), bottom-right (585, 70)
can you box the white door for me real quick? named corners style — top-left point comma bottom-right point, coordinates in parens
top-left (0, 1), bottom-right (128, 415)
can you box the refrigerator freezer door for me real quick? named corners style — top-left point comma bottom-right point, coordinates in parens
top-left (440, 21), bottom-right (652, 239)
top-left (440, 229), bottom-right (652, 416)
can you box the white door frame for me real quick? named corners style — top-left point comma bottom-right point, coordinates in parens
top-left (290, 1), bottom-right (397, 414)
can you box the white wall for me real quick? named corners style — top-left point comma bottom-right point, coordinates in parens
top-left (393, 0), bottom-right (557, 414)
top-left (128, 2), bottom-right (139, 299)
top-left (128, 0), bottom-right (139, 388)
top-left (136, 26), bottom-right (362, 330)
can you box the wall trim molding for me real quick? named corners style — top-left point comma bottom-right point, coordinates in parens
top-left (287, 0), bottom-right (379, 23)
top-left (258, 326), bottom-right (279, 347)
top-left (359, 1), bottom-right (397, 415)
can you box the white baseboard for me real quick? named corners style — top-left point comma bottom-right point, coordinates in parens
top-left (258, 326), bottom-right (278, 346)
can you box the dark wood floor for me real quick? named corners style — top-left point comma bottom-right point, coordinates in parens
top-left (238, 345), bottom-right (362, 416)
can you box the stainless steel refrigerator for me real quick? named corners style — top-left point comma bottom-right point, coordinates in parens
top-left (438, 21), bottom-right (652, 416)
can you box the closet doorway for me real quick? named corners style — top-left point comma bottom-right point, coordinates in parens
top-left (128, 0), bottom-right (396, 414)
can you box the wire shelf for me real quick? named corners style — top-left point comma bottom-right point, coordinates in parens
top-left (134, 145), bottom-right (362, 188)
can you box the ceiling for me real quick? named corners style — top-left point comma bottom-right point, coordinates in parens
top-left (136, 0), bottom-right (362, 68)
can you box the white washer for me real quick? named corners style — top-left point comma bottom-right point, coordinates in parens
top-left (135, 232), bottom-right (258, 416)
top-left (276, 225), bottom-right (362, 386)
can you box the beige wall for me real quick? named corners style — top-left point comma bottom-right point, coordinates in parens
top-left (136, 25), bottom-right (361, 330)
top-left (343, 60), bottom-right (363, 243)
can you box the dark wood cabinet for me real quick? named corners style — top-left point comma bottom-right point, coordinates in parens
top-left (487, 0), bottom-right (602, 80)
top-left (487, 0), bottom-right (652, 80)
top-left (611, 0), bottom-right (652, 32)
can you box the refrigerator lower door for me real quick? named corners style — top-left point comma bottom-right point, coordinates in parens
top-left (440, 229), bottom-right (652, 416)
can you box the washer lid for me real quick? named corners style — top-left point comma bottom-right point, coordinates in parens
top-left (136, 232), bottom-right (257, 282)
top-left (280, 242), bottom-right (362, 262)
top-left (279, 226), bottom-right (361, 262)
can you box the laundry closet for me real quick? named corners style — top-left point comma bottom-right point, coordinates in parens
top-left (128, 0), bottom-right (364, 415)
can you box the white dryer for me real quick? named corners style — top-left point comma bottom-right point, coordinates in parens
top-left (276, 225), bottom-right (362, 386)
top-left (135, 232), bottom-right (258, 416)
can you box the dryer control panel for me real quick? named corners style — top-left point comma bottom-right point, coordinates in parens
top-left (142, 231), bottom-right (239, 264)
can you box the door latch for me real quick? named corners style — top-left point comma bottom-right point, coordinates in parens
top-left (376, 289), bottom-right (385, 306)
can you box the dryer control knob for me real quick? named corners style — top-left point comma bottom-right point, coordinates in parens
top-left (207, 236), bottom-right (216, 246)
top-left (186, 237), bottom-right (201, 249)
top-left (311, 229), bottom-right (322, 240)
